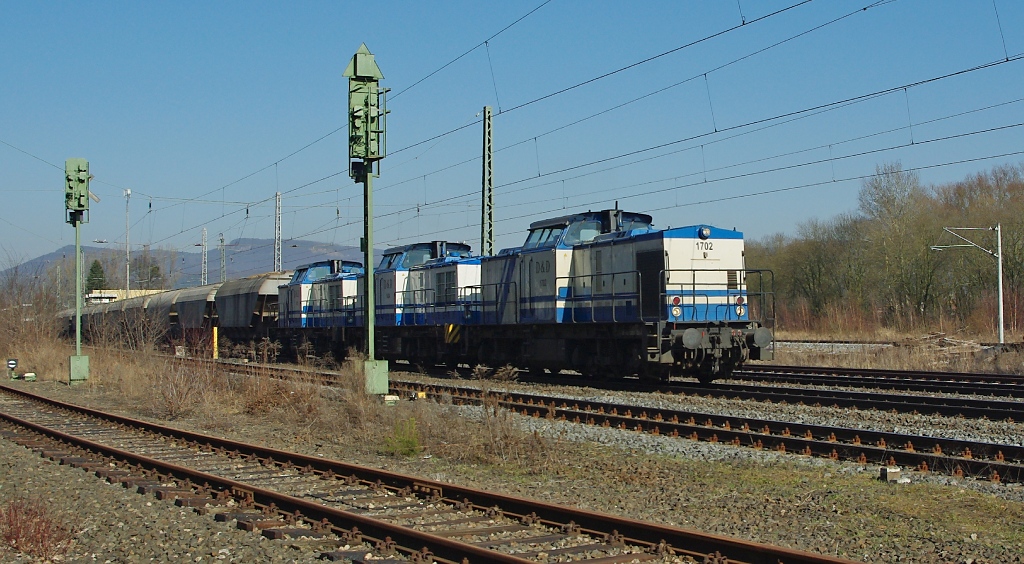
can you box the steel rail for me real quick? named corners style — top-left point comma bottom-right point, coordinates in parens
top-left (743, 364), bottom-right (1024, 385)
top-left (389, 382), bottom-right (1024, 483)
top-left (673, 381), bottom-right (1024, 421)
top-left (511, 372), bottom-right (1024, 421)
top-left (732, 368), bottom-right (1024, 398)
top-left (0, 405), bottom-right (526, 564)
top-left (211, 357), bottom-right (1024, 421)
top-left (0, 384), bottom-right (854, 564)
top-left (204, 359), bottom-right (1024, 479)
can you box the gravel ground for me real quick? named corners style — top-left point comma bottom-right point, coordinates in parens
top-left (0, 436), bottom-right (340, 562)
top-left (3, 371), bottom-right (1024, 563)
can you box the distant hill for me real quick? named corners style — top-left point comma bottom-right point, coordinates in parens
top-left (7, 238), bottom-right (375, 290)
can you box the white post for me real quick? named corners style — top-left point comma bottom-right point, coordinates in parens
top-left (932, 226), bottom-right (1006, 345)
top-left (125, 188), bottom-right (131, 298)
top-left (996, 223), bottom-right (1004, 345)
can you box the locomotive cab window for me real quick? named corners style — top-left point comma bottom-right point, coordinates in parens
top-left (619, 215), bottom-right (652, 232)
top-left (305, 264), bottom-right (332, 282)
top-left (402, 248), bottom-right (433, 268)
top-left (562, 220), bottom-right (602, 246)
top-left (523, 227), bottom-right (564, 249)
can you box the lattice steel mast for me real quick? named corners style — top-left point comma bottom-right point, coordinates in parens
top-left (274, 192), bottom-right (282, 271)
top-left (481, 106), bottom-right (493, 256)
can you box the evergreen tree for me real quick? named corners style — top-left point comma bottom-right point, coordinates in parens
top-left (85, 260), bottom-right (106, 293)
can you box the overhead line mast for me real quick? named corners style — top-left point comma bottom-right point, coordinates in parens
top-left (481, 106), bottom-right (493, 256)
top-left (274, 192), bottom-right (282, 271)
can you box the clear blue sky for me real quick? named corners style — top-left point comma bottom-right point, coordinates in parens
top-left (3, 0), bottom-right (1023, 274)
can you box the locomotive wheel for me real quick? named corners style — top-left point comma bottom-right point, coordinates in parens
top-left (696, 363), bottom-right (733, 385)
top-left (639, 365), bottom-right (670, 382)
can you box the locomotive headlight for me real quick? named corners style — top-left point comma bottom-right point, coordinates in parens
top-left (736, 305), bottom-right (745, 317)
top-left (698, 227), bottom-right (711, 240)
top-left (671, 306), bottom-right (682, 318)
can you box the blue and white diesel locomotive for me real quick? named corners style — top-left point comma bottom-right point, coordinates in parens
top-left (274, 208), bottom-right (773, 382)
top-left (66, 208), bottom-right (772, 383)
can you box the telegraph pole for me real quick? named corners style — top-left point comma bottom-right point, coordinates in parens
top-left (481, 106), bottom-right (493, 256)
top-left (344, 44), bottom-right (389, 394)
top-left (64, 158), bottom-right (91, 383)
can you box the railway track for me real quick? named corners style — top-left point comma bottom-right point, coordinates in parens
top-left (387, 380), bottom-right (1024, 484)
top-left (203, 360), bottom-right (1024, 484)
top-left (513, 372), bottom-right (1024, 422)
top-left (739, 364), bottom-right (1024, 396)
top-left (0, 383), bottom-right (852, 564)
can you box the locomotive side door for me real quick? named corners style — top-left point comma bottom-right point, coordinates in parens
top-left (520, 255), bottom-right (534, 320)
top-left (637, 249), bottom-right (665, 320)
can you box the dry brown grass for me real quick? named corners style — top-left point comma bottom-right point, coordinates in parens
top-left (8, 335), bottom-right (563, 472)
top-left (152, 362), bottom-right (221, 419)
top-left (768, 332), bottom-right (1024, 374)
top-left (0, 497), bottom-right (74, 559)
top-left (773, 299), bottom-right (1019, 344)
top-left (2, 338), bottom-right (70, 384)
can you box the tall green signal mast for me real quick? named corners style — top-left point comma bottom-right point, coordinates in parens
top-left (65, 158), bottom-right (92, 383)
top-left (343, 44), bottom-right (389, 395)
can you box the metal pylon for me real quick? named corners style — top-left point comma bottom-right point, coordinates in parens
top-left (201, 227), bottom-right (208, 285)
top-left (219, 232), bottom-right (226, 282)
top-left (481, 106), bottom-right (493, 256)
top-left (274, 192), bottom-right (282, 271)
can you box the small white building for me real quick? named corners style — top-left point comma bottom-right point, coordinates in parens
top-left (85, 289), bottom-right (163, 304)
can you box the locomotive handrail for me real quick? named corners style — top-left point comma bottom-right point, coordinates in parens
top-left (555, 269), bottom-right (642, 324)
top-left (466, 282), bottom-right (519, 325)
top-left (394, 288), bottom-right (436, 326)
top-left (660, 268), bottom-right (775, 328)
top-left (664, 268), bottom-right (742, 323)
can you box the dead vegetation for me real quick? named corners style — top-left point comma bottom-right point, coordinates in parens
top-left (770, 330), bottom-right (1024, 374)
top-left (22, 342), bottom-right (555, 469)
top-left (0, 497), bottom-right (74, 560)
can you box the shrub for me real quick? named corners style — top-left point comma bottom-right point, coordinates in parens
top-left (493, 364), bottom-right (519, 382)
top-left (382, 417), bottom-right (420, 456)
top-left (154, 362), bottom-right (216, 419)
top-left (0, 497), bottom-right (73, 559)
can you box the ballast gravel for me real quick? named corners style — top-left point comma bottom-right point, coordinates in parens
top-left (0, 436), bottom-right (329, 563)
top-left (3, 372), bottom-right (1024, 563)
